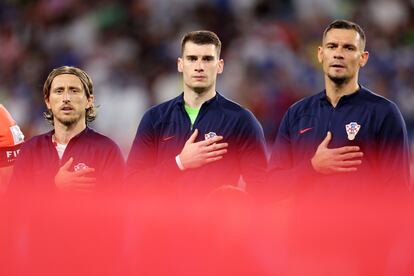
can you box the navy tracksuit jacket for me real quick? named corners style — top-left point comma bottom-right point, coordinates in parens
top-left (9, 127), bottom-right (125, 192)
top-left (126, 92), bottom-right (267, 196)
top-left (269, 86), bottom-right (411, 197)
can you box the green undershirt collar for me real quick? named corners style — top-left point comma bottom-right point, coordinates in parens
top-left (184, 105), bottom-right (200, 127)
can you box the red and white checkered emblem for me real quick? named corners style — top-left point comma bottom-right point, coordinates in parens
top-left (205, 132), bottom-right (217, 140)
top-left (74, 163), bottom-right (89, 172)
top-left (345, 122), bottom-right (361, 141)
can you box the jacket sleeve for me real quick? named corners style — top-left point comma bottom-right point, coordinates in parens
top-left (267, 109), bottom-right (318, 200)
top-left (125, 110), bottom-right (182, 190)
top-left (376, 102), bottom-right (411, 191)
top-left (237, 110), bottom-right (268, 198)
top-left (99, 140), bottom-right (126, 190)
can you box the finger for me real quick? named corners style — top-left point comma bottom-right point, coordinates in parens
top-left (200, 135), bottom-right (224, 146)
top-left (339, 152), bottom-right (364, 160)
top-left (340, 160), bottom-right (362, 167)
top-left (207, 149), bottom-right (227, 157)
top-left (205, 142), bottom-right (228, 151)
top-left (60, 157), bottom-right (73, 171)
top-left (319, 131), bottom-right (332, 148)
top-left (334, 146), bottom-right (361, 154)
top-left (74, 167), bottom-right (95, 176)
top-left (75, 176), bottom-right (96, 183)
top-left (186, 129), bottom-right (199, 144)
top-left (205, 156), bottom-right (223, 163)
top-left (334, 167), bottom-right (358, 172)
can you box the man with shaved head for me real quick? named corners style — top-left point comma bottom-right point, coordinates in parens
top-left (269, 20), bottom-right (410, 197)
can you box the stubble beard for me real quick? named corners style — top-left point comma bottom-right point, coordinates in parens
top-left (328, 74), bottom-right (349, 86)
top-left (193, 86), bottom-right (207, 94)
top-left (54, 112), bottom-right (84, 127)
top-left (191, 82), bottom-right (214, 95)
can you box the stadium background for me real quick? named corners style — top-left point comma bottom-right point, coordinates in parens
top-left (1, 0), bottom-right (413, 159)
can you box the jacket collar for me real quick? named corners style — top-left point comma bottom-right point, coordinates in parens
top-left (174, 92), bottom-right (221, 107)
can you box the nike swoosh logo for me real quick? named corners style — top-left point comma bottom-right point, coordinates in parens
top-left (299, 127), bottom-right (313, 134)
top-left (162, 135), bottom-right (175, 141)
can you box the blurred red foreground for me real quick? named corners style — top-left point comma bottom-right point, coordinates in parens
top-left (1, 183), bottom-right (414, 276)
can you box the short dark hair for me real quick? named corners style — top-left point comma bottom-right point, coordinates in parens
top-left (323, 19), bottom-right (366, 50)
top-left (43, 66), bottom-right (96, 125)
top-left (181, 30), bottom-right (222, 57)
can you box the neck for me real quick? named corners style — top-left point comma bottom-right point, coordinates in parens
top-left (53, 120), bottom-right (86, 144)
top-left (325, 78), bottom-right (359, 108)
top-left (183, 87), bottom-right (216, 109)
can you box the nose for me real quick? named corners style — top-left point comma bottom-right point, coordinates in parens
top-left (62, 90), bottom-right (71, 102)
top-left (333, 48), bottom-right (344, 59)
top-left (194, 59), bottom-right (204, 72)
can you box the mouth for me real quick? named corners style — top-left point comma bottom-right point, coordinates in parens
top-left (192, 76), bottom-right (206, 80)
top-left (330, 64), bottom-right (345, 69)
top-left (60, 106), bottom-right (74, 112)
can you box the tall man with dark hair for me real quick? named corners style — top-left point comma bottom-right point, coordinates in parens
top-left (127, 30), bottom-right (267, 197)
top-left (9, 66), bottom-right (125, 193)
top-left (269, 19), bottom-right (411, 197)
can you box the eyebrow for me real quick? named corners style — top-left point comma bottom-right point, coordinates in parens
top-left (52, 85), bottom-right (82, 90)
top-left (185, 55), bottom-right (215, 58)
top-left (325, 42), bottom-right (357, 48)
top-left (343, 43), bottom-right (357, 49)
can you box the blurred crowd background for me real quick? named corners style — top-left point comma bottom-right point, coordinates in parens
top-left (1, 0), bottom-right (414, 158)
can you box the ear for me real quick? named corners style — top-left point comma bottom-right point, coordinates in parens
top-left (217, 59), bottom-right (224, 74)
top-left (359, 51), bottom-right (369, 68)
top-left (86, 95), bottom-right (94, 109)
top-left (177, 57), bottom-right (183, 73)
top-left (45, 96), bottom-right (51, 109)
top-left (317, 46), bottom-right (323, 64)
